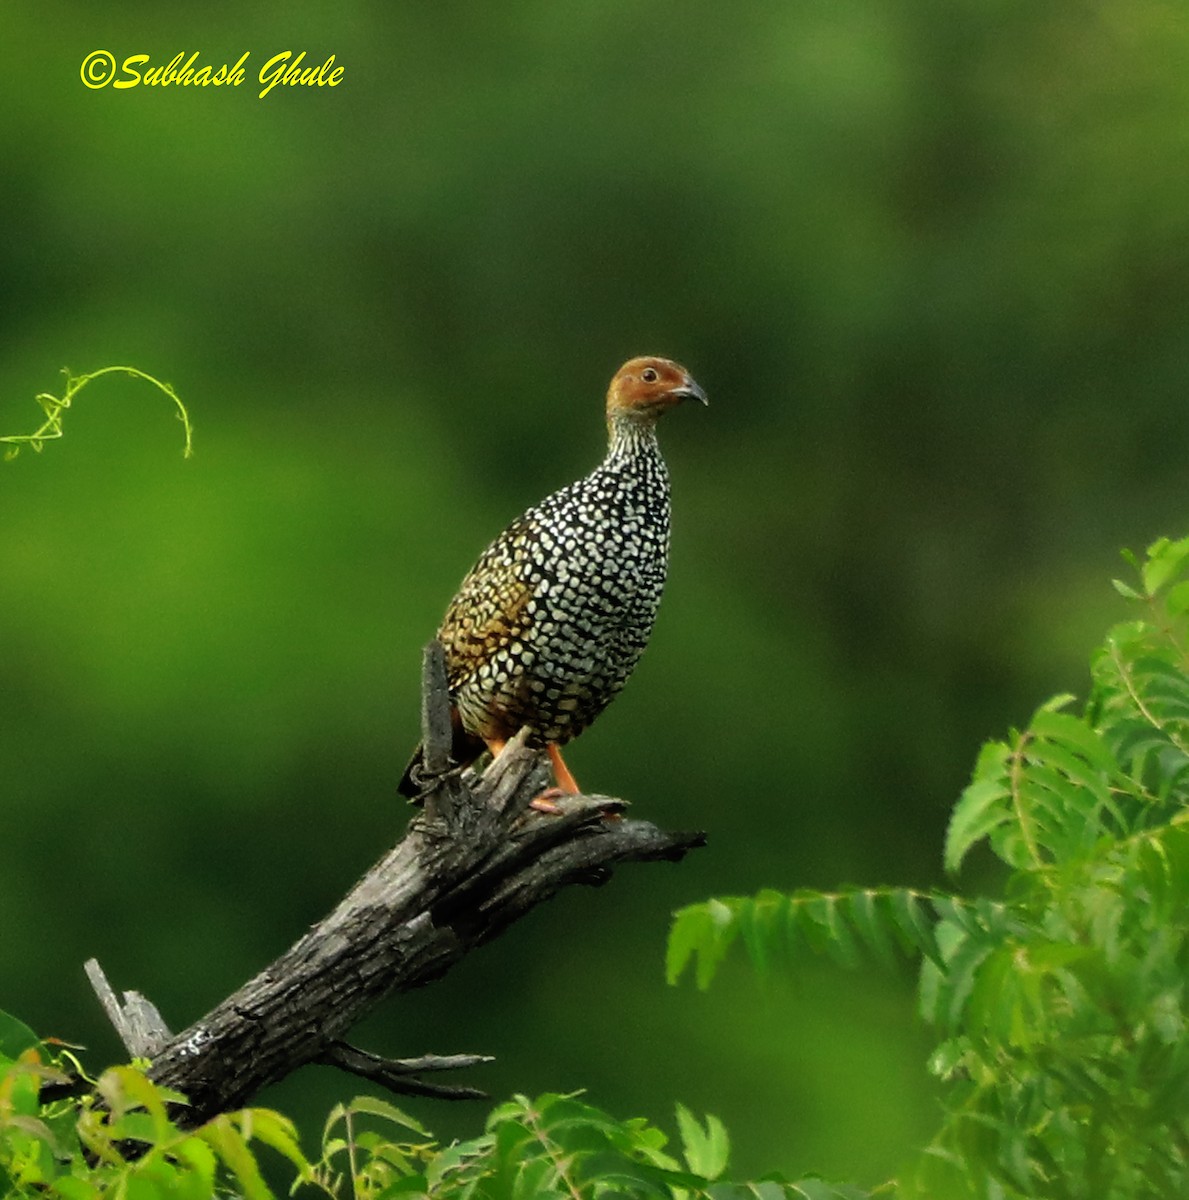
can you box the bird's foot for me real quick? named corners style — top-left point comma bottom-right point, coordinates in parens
top-left (529, 787), bottom-right (566, 815)
top-left (528, 786), bottom-right (624, 823)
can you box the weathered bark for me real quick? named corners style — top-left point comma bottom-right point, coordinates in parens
top-left (87, 643), bottom-right (705, 1126)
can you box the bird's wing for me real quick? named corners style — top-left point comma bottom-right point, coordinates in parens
top-left (437, 515), bottom-right (541, 690)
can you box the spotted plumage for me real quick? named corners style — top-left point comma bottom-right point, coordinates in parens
top-left (399, 356), bottom-right (706, 798)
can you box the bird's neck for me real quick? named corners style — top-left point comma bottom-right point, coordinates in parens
top-left (603, 416), bottom-right (663, 471)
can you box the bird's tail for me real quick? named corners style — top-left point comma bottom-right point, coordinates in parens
top-left (397, 744), bottom-right (424, 799)
top-left (397, 718), bottom-right (485, 801)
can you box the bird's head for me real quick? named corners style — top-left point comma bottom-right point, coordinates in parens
top-left (606, 356), bottom-right (708, 425)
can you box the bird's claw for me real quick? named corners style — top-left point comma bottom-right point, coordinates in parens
top-left (529, 787), bottom-right (566, 814)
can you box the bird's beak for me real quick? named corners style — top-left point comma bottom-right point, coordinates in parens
top-left (674, 378), bottom-right (709, 407)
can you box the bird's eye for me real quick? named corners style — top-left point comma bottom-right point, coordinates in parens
top-left (641, 367), bottom-right (659, 383)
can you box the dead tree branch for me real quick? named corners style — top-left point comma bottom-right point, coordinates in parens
top-left (86, 642), bottom-right (705, 1126)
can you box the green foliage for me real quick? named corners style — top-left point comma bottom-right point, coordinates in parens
top-left (0, 1036), bottom-right (863, 1200)
top-left (669, 536), bottom-right (1189, 1198)
top-left (0, 366), bottom-right (193, 460)
top-left (0, 1011), bottom-right (40, 1062)
top-left (667, 888), bottom-right (947, 987)
top-left (0, 1042), bottom-right (315, 1200)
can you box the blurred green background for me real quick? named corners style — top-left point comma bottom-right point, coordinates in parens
top-left (4, 0), bottom-right (1189, 1187)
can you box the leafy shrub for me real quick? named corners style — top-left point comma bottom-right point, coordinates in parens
top-left (669, 536), bottom-right (1189, 1198)
top-left (0, 1006), bottom-right (858, 1198)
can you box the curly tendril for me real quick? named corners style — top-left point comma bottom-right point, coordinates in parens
top-left (1, 365), bottom-right (193, 461)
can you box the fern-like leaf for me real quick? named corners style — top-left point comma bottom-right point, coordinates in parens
top-left (667, 887), bottom-right (951, 990)
top-left (944, 695), bottom-right (1122, 874)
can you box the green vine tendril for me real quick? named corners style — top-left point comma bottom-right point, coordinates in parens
top-left (1, 366), bottom-right (193, 461)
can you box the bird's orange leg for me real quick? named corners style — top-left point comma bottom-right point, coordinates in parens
top-left (528, 744), bottom-right (580, 814)
top-left (547, 744), bottom-right (580, 794)
top-left (483, 736), bottom-right (508, 762)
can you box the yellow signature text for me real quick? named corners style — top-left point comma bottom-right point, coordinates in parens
top-left (79, 50), bottom-right (346, 98)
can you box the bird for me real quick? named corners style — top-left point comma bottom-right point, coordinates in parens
top-left (398, 355), bottom-right (707, 802)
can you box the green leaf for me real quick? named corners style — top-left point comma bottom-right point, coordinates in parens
top-left (170, 1135), bottom-right (218, 1186)
top-left (240, 1107), bottom-right (316, 1180)
top-left (787, 1178), bottom-right (872, 1200)
top-left (736, 890), bottom-right (785, 979)
top-left (49, 1177), bottom-right (99, 1200)
top-left (889, 891), bottom-right (943, 965)
top-left (1142, 535), bottom-right (1189, 595)
top-left (927, 1037), bottom-right (971, 1081)
top-left (1030, 706), bottom-right (1117, 777)
top-left (796, 894), bottom-right (860, 968)
top-left (944, 772), bottom-right (1011, 875)
top-left (666, 900), bottom-right (738, 989)
top-left (343, 1094), bottom-right (431, 1138)
top-left (96, 1065), bottom-right (176, 1147)
top-left (670, 887), bottom-right (945, 992)
top-left (510, 1156), bottom-right (555, 1199)
top-left (708, 1185), bottom-right (795, 1200)
top-left (200, 1115), bottom-right (276, 1200)
top-left (675, 1104), bottom-right (729, 1180)
top-left (2, 1052), bottom-right (46, 1119)
top-left (375, 1175), bottom-right (431, 1198)
top-left (935, 928), bottom-right (995, 1033)
top-left (0, 1010), bottom-right (40, 1061)
top-left (1165, 579), bottom-right (1189, 618)
top-left (846, 889), bottom-right (898, 967)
